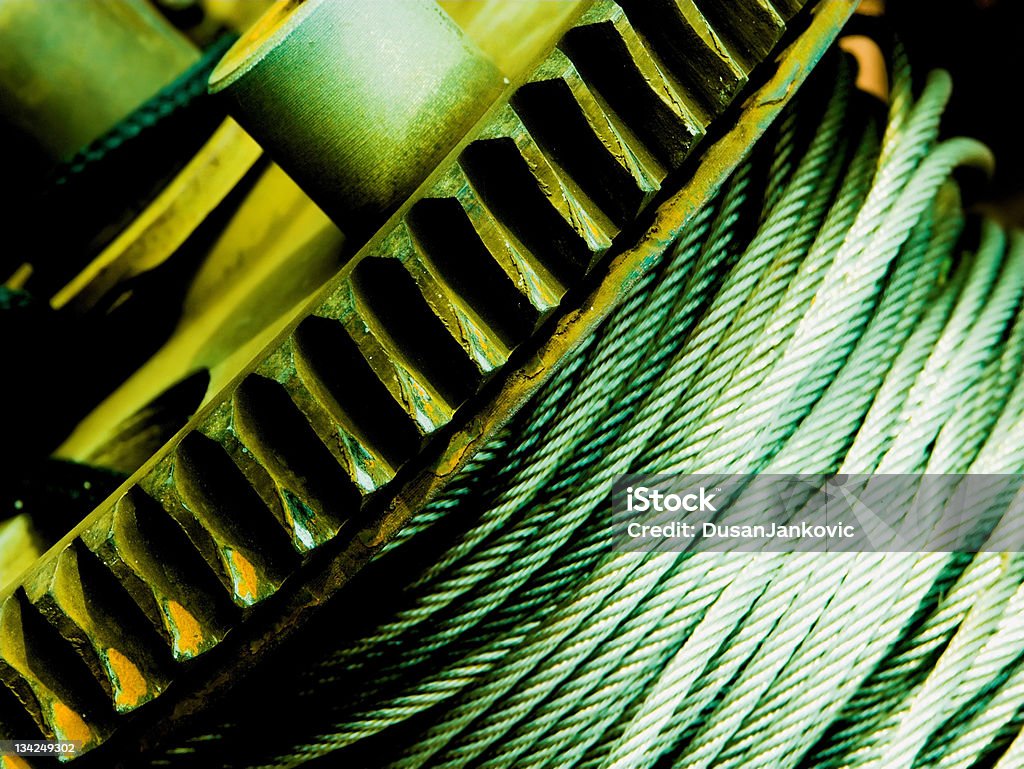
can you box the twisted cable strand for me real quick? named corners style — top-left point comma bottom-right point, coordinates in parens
top-left (142, 46), bottom-right (1024, 769)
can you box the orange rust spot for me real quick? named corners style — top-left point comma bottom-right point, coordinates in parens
top-left (166, 600), bottom-right (204, 658)
top-left (434, 432), bottom-right (475, 477)
top-left (50, 701), bottom-right (91, 746)
top-left (106, 648), bottom-right (148, 711)
top-left (229, 549), bottom-right (259, 604)
top-left (2, 755), bottom-right (34, 769)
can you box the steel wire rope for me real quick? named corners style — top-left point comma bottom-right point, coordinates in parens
top-left (145, 43), bottom-right (1024, 769)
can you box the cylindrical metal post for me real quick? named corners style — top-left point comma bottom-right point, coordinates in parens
top-left (0, 0), bottom-right (199, 167)
top-left (209, 0), bottom-right (503, 236)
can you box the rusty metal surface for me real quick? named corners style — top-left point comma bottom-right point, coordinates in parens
top-left (0, 0), bottom-right (856, 763)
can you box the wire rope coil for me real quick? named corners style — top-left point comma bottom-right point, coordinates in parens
top-left (147, 44), bottom-right (1024, 769)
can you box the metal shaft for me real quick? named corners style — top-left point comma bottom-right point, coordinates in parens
top-left (0, 0), bottom-right (198, 169)
top-left (209, 0), bottom-right (504, 236)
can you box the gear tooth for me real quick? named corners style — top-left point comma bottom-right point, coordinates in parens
top-left (409, 192), bottom-right (562, 341)
top-left (0, 591), bottom-right (111, 753)
top-left (560, 0), bottom-right (707, 169)
top-left (689, 0), bottom-right (786, 71)
top-left (463, 107), bottom-right (615, 281)
top-left (22, 543), bottom-right (171, 714)
top-left (252, 336), bottom-right (394, 503)
top-left (767, 0), bottom-right (808, 21)
top-left (0, 674), bottom-right (44, 742)
top-left (291, 316), bottom-right (424, 471)
top-left (173, 430), bottom-right (301, 601)
top-left (513, 49), bottom-right (665, 226)
top-left (276, 339), bottom-right (398, 498)
top-left (616, 0), bottom-right (749, 114)
top-left (227, 375), bottom-right (356, 554)
top-left (382, 223), bottom-right (511, 377)
top-left (141, 443), bottom-right (293, 609)
top-left (199, 403), bottom-right (340, 555)
top-left (80, 489), bottom-right (233, 662)
top-left (350, 257), bottom-right (483, 407)
top-left (318, 281), bottom-right (456, 439)
top-left (439, 164), bottom-right (566, 327)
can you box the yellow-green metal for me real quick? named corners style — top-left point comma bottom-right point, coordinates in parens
top-left (209, 0), bottom-right (505, 235)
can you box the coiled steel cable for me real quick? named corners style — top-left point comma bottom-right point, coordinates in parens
top-left (146, 46), bottom-right (1024, 769)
